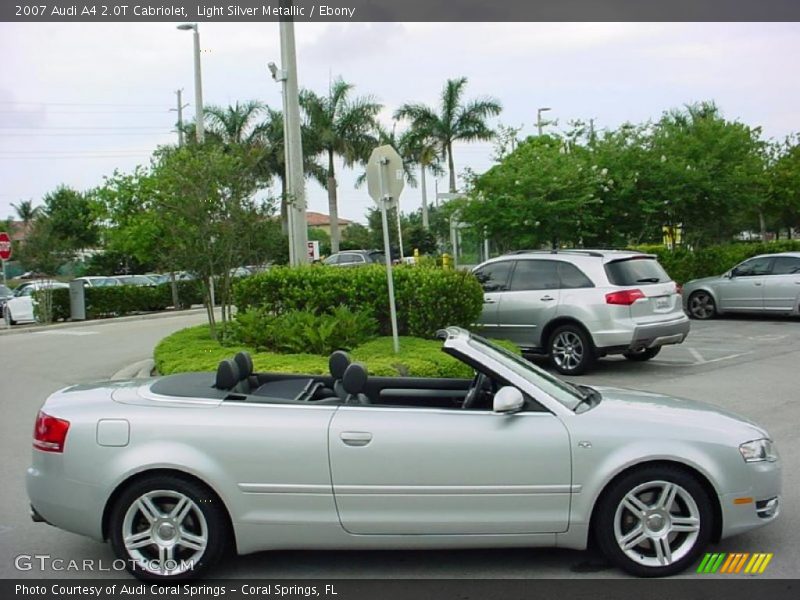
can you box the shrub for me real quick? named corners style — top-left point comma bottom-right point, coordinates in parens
top-left (228, 305), bottom-right (378, 355)
top-left (37, 280), bottom-right (205, 322)
top-left (630, 240), bottom-right (800, 284)
top-left (233, 265), bottom-right (484, 338)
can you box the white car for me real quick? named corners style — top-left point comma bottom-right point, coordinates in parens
top-left (73, 276), bottom-right (121, 288)
top-left (4, 281), bottom-right (69, 325)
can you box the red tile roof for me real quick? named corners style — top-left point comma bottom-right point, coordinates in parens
top-left (306, 211), bottom-right (352, 227)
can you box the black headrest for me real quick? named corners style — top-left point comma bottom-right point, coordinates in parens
top-left (342, 362), bottom-right (368, 395)
top-left (234, 351), bottom-right (253, 379)
top-left (329, 351), bottom-right (351, 379)
top-left (215, 359), bottom-right (240, 390)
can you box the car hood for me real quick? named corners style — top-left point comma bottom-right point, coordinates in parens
top-left (588, 386), bottom-right (768, 441)
top-left (685, 275), bottom-right (723, 288)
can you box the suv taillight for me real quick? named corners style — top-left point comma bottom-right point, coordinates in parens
top-left (33, 411), bottom-right (70, 453)
top-left (675, 283), bottom-right (683, 295)
top-left (605, 289), bottom-right (645, 305)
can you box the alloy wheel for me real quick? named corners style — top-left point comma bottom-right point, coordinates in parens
top-left (689, 292), bottom-right (715, 320)
top-left (552, 331), bottom-right (584, 372)
top-left (613, 480), bottom-right (701, 568)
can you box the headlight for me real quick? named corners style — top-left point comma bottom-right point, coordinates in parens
top-left (739, 439), bottom-right (778, 463)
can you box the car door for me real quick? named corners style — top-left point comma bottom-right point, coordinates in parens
top-left (763, 256), bottom-right (800, 312)
top-left (472, 260), bottom-right (513, 338)
top-left (495, 259), bottom-right (561, 348)
top-left (718, 256), bottom-right (773, 311)
top-left (328, 401), bottom-right (572, 535)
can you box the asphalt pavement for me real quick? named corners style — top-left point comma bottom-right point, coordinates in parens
top-left (0, 313), bottom-right (797, 579)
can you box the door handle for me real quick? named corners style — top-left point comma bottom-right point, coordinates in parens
top-left (483, 298), bottom-right (496, 304)
top-left (340, 431), bottom-right (372, 447)
top-left (754, 282), bottom-right (762, 286)
top-left (540, 295), bottom-right (555, 302)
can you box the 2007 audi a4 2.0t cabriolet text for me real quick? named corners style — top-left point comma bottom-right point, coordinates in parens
top-left (27, 327), bottom-right (780, 580)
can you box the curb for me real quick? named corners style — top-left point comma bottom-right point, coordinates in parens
top-left (111, 359), bottom-right (156, 380)
top-left (0, 306), bottom-right (208, 337)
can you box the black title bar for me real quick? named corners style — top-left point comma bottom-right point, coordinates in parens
top-left (4, 0), bottom-right (800, 22)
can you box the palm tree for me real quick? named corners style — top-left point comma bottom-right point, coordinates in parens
top-left (395, 77), bottom-right (502, 193)
top-left (204, 101), bottom-right (265, 146)
top-left (301, 78), bottom-right (382, 253)
top-left (404, 131), bottom-right (444, 229)
top-left (11, 199), bottom-right (41, 227)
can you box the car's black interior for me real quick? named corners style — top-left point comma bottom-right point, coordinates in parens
top-left (149, 349), bottom-right (510, 410)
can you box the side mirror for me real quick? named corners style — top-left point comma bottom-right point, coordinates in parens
top-left (493, 386), bottom-right (525, 414)
top-left (724, 270), bottom-right (734, 279)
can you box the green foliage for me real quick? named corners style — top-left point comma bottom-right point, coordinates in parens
top-left (43, 185), bottom-right (101, 250)
top-left (233, 264), bottom-right (484, 338)
top-left (229, 306), bottom-right (378, 355)
top-left (155, 325), bottom-right (521, 379)
top-left (40, 281), bottom-right (204, 322)
top-left (630, 240), bottom-right (800, 284)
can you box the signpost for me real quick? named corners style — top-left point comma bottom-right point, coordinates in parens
top-left (366, 145), bottom-right (405, 354)
top-left (0, 231), bottom-right (11, 288)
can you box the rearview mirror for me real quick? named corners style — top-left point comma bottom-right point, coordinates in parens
top-left (493, 386), bottom-right (525, 414)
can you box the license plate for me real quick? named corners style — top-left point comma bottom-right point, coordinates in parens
top-left (655, 296), bottom-right (670, 310)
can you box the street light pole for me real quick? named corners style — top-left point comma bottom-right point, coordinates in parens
top-left (177, 23), bottom-right (204, 143)
top-left (277, 5), bottom-right (308, 265)
top-left (537, 107), bottom-right (552, 136)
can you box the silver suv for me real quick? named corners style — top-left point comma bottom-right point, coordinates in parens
top-left (472, 250), bottom-right (690, 375)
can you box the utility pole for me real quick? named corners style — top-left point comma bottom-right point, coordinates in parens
top-left (171, 89), bottom-right (189, 147)
top-left (537, 107), bottom-right (552, 136)
top-left (278, 2), bottom-right (308, 265)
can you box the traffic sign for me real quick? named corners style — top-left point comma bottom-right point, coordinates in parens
top-left (366, 145), bottom-right (405, 209)
top-left (0, 232), bottom-right (12, 261)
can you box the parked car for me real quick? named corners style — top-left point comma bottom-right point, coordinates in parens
top-left (229, 267), bottom-right (252, 278)
top-left (115, 275), bottom-right (157, 287)
top-left (27, 327), bottom-right (780, 580)
top-left (13, 278), bottom-right (61, 295)
top-left (4, 281), bottom-right (69, 325)
top-left (472, 250), bottom-right (689, 375)
top-left (323, 249), bottom-right (385, 267)
top-left (683, 252), bottom-right (800, 320)
top-left (144, 273), bottom-right (170, 285)
top-left (0, 283), bottom-right (12, 317)
top-left (73, 276), bottom-right (121, 288)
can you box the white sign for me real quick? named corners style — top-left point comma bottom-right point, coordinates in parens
top-left (307, 240), bottom-right (320, 261)
top-left (366, 145), bottom-right (405, 210)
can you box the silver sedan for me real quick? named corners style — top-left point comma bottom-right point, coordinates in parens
top-left (683, 252), bottom-right (800, 319)
top-left (27, 327), bottom-right (780, 580)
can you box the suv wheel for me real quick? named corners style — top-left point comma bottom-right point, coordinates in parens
top-left (623, 347), bottom-right (661, 362)
top-left (549, 325), bottom-right (595, 375)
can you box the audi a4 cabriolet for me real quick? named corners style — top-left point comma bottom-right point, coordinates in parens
top-left (27, 327), bottom-right (780, 580)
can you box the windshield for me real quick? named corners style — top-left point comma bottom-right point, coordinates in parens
top-left (466, 333), bottom-right (583, 411)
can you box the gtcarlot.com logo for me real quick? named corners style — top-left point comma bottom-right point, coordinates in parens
top-left (697, 552), bottom-right (773, 575)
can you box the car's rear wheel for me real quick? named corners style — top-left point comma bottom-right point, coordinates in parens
top-left (594, 465), bottom-right (712, 577)
top-left (109, 474), bottom-right (230, 581)
top-left (549, 325), bottom-right (595, 375)
top-left (688, 291), bottom-right (716, 320)
top-left (623, 347), bottom-right (662, 362)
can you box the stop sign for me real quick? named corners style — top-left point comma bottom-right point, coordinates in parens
top-left (0, 232), bottom-right (11, 261)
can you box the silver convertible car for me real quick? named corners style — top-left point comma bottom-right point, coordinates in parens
top-left (27, 328), bottom-right (780, 580)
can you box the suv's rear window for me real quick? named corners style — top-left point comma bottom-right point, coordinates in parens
top-left (604, 257), bottom-right (671, 285)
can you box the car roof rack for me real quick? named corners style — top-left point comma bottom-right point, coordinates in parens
top-left (504, 249), bottom-right (606, 258)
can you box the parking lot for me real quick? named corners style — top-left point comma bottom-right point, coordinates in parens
top-left (0, 314), bottom-right (797, 579)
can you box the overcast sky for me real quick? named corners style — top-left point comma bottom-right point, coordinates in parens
top-left (1, 22), bottom-right (799, 224)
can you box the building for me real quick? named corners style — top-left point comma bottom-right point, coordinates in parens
top-left (306, 212), bottom-right (353, 236)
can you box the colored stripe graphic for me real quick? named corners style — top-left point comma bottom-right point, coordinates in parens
top-left (697, 552), bottom-right (771, 575)
top-left (758, 554), bottom-right (773, 573)
top-left (734, 553), bottom-right (750, 573)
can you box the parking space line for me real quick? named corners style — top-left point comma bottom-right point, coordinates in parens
top-left (688, 348), bottom-right (706, 364)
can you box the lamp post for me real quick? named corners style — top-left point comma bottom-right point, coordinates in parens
top-left (268, 7), bottom-right (308, 266)
top-left (537, 107), bottom-right (551, 136)
top-left (177, 23), bottom-right (204, 143)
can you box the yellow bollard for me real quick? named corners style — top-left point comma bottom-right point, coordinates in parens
top-left (442, 253), bottom-right (451, 270)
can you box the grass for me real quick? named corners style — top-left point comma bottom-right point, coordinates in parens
top-left (154, 325), bottom-right (520, 378)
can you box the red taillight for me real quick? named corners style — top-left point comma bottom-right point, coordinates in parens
top-left (675, 283), bottom-right (683, 295)
top-left (33, 411), bottom-right (70, 453)
top-left (605, 289), bottom-right (645, 305)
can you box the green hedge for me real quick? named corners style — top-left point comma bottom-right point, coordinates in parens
top-left (155, 325), bottom-right (521, 379)
top-left (37, 280), bottom-right (205, 322)
top-left (631, 240), bottom-right (800, 284)
top-left (233, 265), bottom-right (484, 338)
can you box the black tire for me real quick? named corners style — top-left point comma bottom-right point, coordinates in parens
top-left (687, 291), bottom-right (716, 320)
top-left (623, 347), bottom-right (662, 362)
top-left (548, 324), bottom-right (595, 375)
top-left (108, 474), bottom-right (230, 581)
top-left (594, 465), bottom-right (713, 577)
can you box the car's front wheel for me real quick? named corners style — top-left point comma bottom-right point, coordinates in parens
top-left (688, 291), bottom-right (716, 320)
top-left (109, 474), bottom-right (230, 581)
top-left (548, 324), bottom-right (595, 375)
top-left (594, 465), bottom-right (712, 577)
top-left (623, 347), bottom-right (662, 362)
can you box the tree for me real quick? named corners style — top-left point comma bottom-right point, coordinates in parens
top-left (395, 77), bottom-right (502, 193)
top-left (301, 78), bottom-right (382, 253)
top-left (11, 199), bottom-right (41, 226)
top-left (767, 136), bottom-right (800, 238)
top-left (204, 101), bottom-right (265, 146)
top-left (42, 186), bottom-right (101, 251)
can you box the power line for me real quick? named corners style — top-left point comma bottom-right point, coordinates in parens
top-left (0, 155), bottom-right (148, 159)
top-left (0, 101), bottom-right (169, 107)
top-left (0, 126), bottom-right (172, 130)
top-left (0, 132), bottom-right (173, 137)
